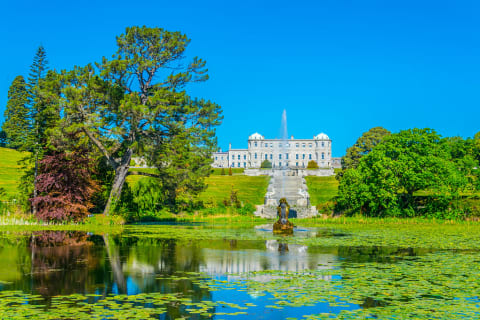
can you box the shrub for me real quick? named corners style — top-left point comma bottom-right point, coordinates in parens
top-left (307, 160), bottom-right (319, 169)
top-left (228, 167), bottom-right (233, 176)
top-left (31, 150), bottom-right (99, 222)
top-left (261, 160), bottom-right (272, 168)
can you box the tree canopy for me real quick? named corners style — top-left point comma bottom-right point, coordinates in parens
top-left (337, 128), bottom-right (473, 218)
top-left (2, 76), bottom-right (30, 149)
top-left (60, 26), bottom-right (222, 215)
top-left (341, 126), bottom-right (391, 170)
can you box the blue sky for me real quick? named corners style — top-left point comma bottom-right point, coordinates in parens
top-left (0, 0), bottom-right (479, 156)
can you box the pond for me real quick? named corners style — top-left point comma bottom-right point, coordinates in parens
top-left (0, 222), bottom-right (479, 319)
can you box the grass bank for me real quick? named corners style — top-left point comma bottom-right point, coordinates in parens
top-left (127, 168), bottom-right (270, 206)
top-left (305, 175), bottom-right (339, 206)
top-left (0, 147), bottom-right (29, 200)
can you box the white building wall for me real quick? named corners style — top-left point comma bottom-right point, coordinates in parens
top-left (212, 132), bottom-right (333, 169)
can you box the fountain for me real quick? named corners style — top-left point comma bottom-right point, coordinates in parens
top-left (254, 110), bottom-right (319, 219)
top-left (273, 198), bottom-right (294, 234)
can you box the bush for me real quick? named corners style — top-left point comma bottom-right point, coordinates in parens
top-left (261, 160), bottom-right (272, 168)
top-left (31, 150), bottom-right (99, 223)
top-left (238, 202), bottom-right (255, 215)
top-left (228, 167), bottom-right (233, 176)
top-left (307, 160), bottom-right (319, 169)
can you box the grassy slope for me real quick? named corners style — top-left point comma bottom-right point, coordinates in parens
top-left (198, 175), bottom-right (270, 205)
top-left (127, 168), bottom-right (270, 205)
top-left (305, 176), bottom-right (339, 205)
top-left (0, 147), bottom-right (29, 200)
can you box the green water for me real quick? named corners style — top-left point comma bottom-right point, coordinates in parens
top-left (0, 222), bottom-right (479, 319)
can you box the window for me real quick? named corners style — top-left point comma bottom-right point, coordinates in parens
top-left (286, 143), bottom-right (289, 147)
top-left (243, 155), bottom-right (246, 160)
top-left (265, 154), bottom-right (268, 160)
top-left (231, 155), bottom-right (234, 160)
top-left (286, 153), bottom-right (289, 159)
top-left (238, 155), bottom-right (240, 160)
top-left (279, 143), bottom-right (283, 148)
top-left (215, 156), bottom-right (217, 160)
top-left (270, 154), bottom-right (273, 160)
top-left (309, 143), bottom-right (312, 148)
top-left (322, 142), bottom-right (325, 147)
top-left (243, 162), bottom-right (246, 167)
top-left (254, 142), bottom-right (257, 147)
top-left (232, 163), bottom-right (235, 167)
top-left (322, 153), bottom-right (325, 159)
top-left (238, 162), bottom-right (241, 167)
top-left (302, 143), bottom-right (306, 148)
top-left (279, 154), bottom-right (282, 160)
top-left (296, 162), bottom-right (299, 166)
top-left (296, 143), bottom-right (299, 148)
top-left (309, 154), bottom-right (312, 160)
top-left (302, 154), bottom-right (305, 159)
top-left (255, 153), bottom-right (257, 159)
top-left (270, 143), bottom-right (273, 147)
top-left (296, 154), bottom-right (299, 160)
top-left (279, 162), bottom-right (282, 167)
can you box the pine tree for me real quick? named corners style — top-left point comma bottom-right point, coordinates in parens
top-left (25, 46), bottom-right (50, 215)
top-left (2, 76), bottom-right (31, 149)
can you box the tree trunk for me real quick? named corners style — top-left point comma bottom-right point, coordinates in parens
top-left (103, 149), bottom-right (133, 215)
top-left (103, 234), bottom-right (126, 293)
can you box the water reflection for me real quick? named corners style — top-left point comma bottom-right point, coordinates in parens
top-left (0, 227), bottom-right (437, 319)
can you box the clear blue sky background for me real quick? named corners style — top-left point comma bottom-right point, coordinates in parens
top-left (0, 0), bottom-right (479, 156)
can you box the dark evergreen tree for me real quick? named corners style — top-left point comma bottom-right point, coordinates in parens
top-left (23, 46), bottom-right (51, 215)
top-left (0, 131), bottom-right (7, 147)
top-left (2, 76), bottom-right (31, 149)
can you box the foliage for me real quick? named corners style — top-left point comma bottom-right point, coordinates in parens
top-left (228, 167), bottom-right (232, 175)
top-left (209, 167), bottom-right (243, 175)
top-left (0, 131), bottom-right (6, 147)
top-left (337, 128), bottom-right (468, 218)
top-left (2, 76), bottom-right (31, 149)
top-left (260, 159), bottom-right (272, 168)
top-left (338, 126), bottom-right (390, 178)
top-left (306, 160), bottom-right (319, 169)
top-left (222, 187), bottom-right (241, 208)
top-left (30, 146), bottom-right (99, 222)
top-left (60, 26), bottom-right (222, 215)
top-left (131, 177), bottom-right (164, 214)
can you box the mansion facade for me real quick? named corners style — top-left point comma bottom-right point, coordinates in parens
top-left (212, 132), bottom-right (336, 169)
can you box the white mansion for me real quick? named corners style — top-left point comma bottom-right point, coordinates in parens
top-left (212, 132), bottom-right (337, 169)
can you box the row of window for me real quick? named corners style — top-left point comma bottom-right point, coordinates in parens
top-left (230, 162), bottom-right (328, 168)
top-left (231, 162), bottom-right (247, 168)
top-left (217, 153), bottom-right (327, 161)
top-left (252, 142), bottom-right (328, 148)
top-left (217, 153), bottom-right (329, 161)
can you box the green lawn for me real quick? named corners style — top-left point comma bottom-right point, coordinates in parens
top-left (0, 147), bottom-right (29, 200)
top-left (198, 175), bottom-right (270, 205)
top-left (305, 176), bottom-right (339, 205)
top-left (127, 168), bottom-right (270, 206)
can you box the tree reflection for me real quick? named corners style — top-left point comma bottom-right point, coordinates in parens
top-left (28, 231), bottom-right (104, 297)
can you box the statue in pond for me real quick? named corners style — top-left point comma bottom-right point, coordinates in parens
top-left (273, 198), bottom-right (294, 234)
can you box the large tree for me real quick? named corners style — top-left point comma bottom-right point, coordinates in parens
top-left (62, 26), bottom-right (222, 215)
top-left (2, 76), bottom-right (31, 149)
top-left (341, 126), bottom-right (391, 170)
top-left (337, 128), bottom-right (467, 218)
